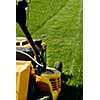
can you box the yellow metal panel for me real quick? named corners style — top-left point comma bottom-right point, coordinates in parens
top-left (16, 61), bottom-right (31, 100)
top-left (36, 67), bottom-right (61, 100)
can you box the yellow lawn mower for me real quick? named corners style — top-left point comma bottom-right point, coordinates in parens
top-left (16, 0), bottom-right (62, 100)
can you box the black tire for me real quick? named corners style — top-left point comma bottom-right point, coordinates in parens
top-left (54, 61), bottom-right (62, 72)
top-left (37, 91), bottom-right (53, 100)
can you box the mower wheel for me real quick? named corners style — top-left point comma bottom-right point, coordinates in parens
top-left (54, 61), bottom-right (62, 72)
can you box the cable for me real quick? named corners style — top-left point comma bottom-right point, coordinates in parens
top-left (16, 50), bottom-right (43, 67)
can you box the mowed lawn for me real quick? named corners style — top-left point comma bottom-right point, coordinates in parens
top-left (16, 0), bottom-right (83, 87)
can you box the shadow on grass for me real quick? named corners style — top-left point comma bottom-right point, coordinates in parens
top-left (57, 73), bottom-right (83, 100)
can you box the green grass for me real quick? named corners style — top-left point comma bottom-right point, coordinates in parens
top-left (16, 0), bottom-right (83, 86)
